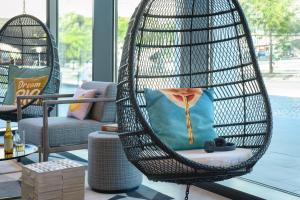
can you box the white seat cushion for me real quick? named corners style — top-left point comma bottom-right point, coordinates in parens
top-left (176, 148), bottom-right (252, 167)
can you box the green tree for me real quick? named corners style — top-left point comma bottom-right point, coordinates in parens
top-left (59, 13), bottom-right (92, 66)
top-left (118, 17), bottom-right (130, 43)
top-left (240, 0), bottom-right (298, 73)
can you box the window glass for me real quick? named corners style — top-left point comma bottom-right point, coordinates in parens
top-left (58, 0), bottom-right (93, 115)
top-left (239, 0), bottom-right (300, 194)
top-left (117, 0), bottom-right (141, 67)
top-left (58, 0), bottom-right (93, 94)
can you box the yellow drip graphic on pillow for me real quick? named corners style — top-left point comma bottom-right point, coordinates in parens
top-left (69, 95), bottom-right (84, 112)
top-left (160, 88), bottom-right (203, 144)
top-left (183, 96), bottom-right (193, 144)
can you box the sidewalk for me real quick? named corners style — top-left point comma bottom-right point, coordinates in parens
top-left (263, 73), bottom-right (300, 97)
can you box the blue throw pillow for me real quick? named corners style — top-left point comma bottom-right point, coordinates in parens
top-left (3, 65), bottom-right (50, 105)
top-left (144, 88), bottom-right (217, 150)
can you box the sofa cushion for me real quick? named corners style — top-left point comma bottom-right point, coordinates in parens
top-left (81, 81), bottom-right (116, 122)
top-left (176, 148), bottom-right (252, 167)
top-left (18, 117), bottom-right (104, 147)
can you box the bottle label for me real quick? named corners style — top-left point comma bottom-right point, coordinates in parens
top-left (4, 139), bottom-right (13, 153)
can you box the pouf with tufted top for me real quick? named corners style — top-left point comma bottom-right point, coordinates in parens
top-left (88, 131), bottom-right (143, 193)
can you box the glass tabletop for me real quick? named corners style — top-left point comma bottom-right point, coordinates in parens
top-left (0, 143), bottom-right (38, 161)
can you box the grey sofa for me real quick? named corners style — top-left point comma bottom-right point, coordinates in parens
top-left (18, 81), bottom-right (116, 161)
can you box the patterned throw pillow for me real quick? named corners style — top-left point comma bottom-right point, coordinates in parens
top-left (14, 76), bottom-right (49, 106)
top-left (4, 65), bottom-right (50, 105)
top-left (144, 88), bottom-right (217, 150)
top-left (67, 88), bottom-right (96, 120)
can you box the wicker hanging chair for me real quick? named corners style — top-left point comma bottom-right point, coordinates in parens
top-left (0, 14), bottom-right (60, 121)
top-left (117, 0), bottom-right (272, 195)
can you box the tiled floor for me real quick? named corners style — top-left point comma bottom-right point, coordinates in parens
top-left (0, 163), bottom-right (228, 200)
top-left (1, 156), bottom-right (300, 199)
top-left (85, 175), bottom-right (230, 200)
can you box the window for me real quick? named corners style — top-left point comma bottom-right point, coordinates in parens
top-left (58, 0), bottom-right (93, 94)
top-left (117, 0), bottom-right (141, 67)
top-left (0, 0), bottom-right (46, 28)
top-left (58, 0), bottom-right (93, 116)
top-left (236, 0), bottom-right (300, 195)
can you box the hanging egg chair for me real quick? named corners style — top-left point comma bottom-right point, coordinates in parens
top-left (117, 0), bottom-right (272, 198)
top-left (0, 14), bottom-right (60, 121)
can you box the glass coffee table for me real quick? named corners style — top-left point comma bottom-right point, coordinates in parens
top-left (0, 138), bottom-right (38, 199)
top-left (0, 120), bottom-right (38, 200)
top-left (0, 142), bottom-right (38, 161)
top-left (0, 119), bottom-right (37, 160)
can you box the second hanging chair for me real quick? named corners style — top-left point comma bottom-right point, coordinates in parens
top-left (0, 14), bottom-right (60, 121)
top-left (116, 0), bottom-right (272, 195)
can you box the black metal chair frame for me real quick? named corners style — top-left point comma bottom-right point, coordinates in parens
top-left (116, 0), bottom-right (272, 198)
top-left (0, 14), bottom-right (60, 121)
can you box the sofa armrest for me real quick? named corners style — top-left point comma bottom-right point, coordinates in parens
top-left (43, 97), bottom-right (115, 105)
top-left (17, 93), bottom-right (74, 121)
top-left (16, 93), bottom-right (74, 101)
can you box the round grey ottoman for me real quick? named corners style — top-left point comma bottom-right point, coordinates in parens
top-left (88, 131), bottom-right (143, 193)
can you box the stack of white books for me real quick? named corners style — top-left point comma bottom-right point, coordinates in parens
top-left (22, 159), bottom-right (85, 200)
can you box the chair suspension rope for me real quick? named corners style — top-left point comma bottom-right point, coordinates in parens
top-left (185, 184), bottom-right (190, 200)
top-left (23, 0), bottom-right (26, 14)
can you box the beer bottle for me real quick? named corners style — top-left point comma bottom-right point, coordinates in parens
top-left (4, 121), bottom-right (13, 154)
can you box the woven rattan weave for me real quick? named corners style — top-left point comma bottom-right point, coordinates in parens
top-left (0, 14), bottom-right (60, 121)
top-left (116, 0), bottom-right (272, 185)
